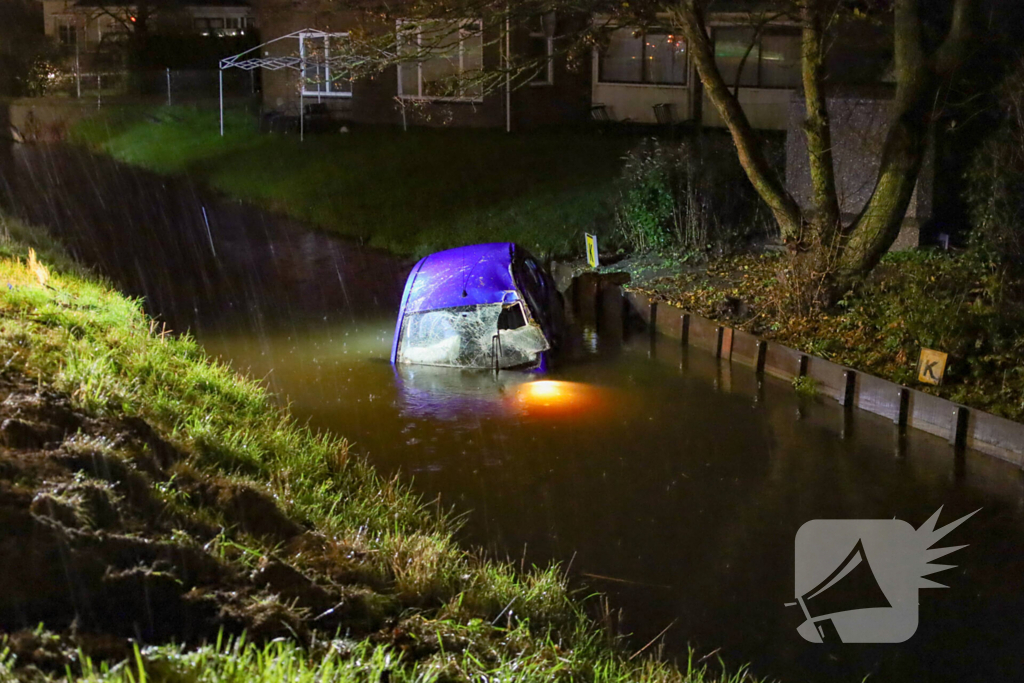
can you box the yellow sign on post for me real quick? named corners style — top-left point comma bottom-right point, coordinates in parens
top-left (917, 348), bottom-right (948, 386)
top-left (585, 233), bottom-right (599, 268)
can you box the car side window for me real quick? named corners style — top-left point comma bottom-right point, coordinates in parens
top-left (515, 255), bottom-right (550, 329)
top-left (498, 302), bottom-right (527, 330)
top-left (524, 257), bottom-right (544, 292)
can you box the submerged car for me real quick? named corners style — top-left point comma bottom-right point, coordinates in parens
top-left (390, 243), bottom-right (564, 370)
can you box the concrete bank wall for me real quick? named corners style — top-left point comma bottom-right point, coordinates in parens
top-left (3, 96), bottom-right (249, 142)
top-left (3, 98), bottom-right (131, 141)
top-left (600, 286), bottom-right (1024, 468)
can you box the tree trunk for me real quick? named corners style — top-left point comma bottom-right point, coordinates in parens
top-left (836, 81), bottom-right (933, 280)
top-left (800, 0), bottom-right (841, 245)
top-left (674, 2), bottom-right (805, 244)
top-left (836, 0), bottom-right (971, 281)
top-left (675, 0), bottom-right (972, 292)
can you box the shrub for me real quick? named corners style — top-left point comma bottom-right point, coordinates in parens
top-left (614, 139), bottom-right (682, 253)
top-left (613, 133), bottom-right (780, 255)
top-left (966, 55), bottom-right (1024, 272)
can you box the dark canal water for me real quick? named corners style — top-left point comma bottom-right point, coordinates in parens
top-left (3, 144), bottom-right (1024, 683)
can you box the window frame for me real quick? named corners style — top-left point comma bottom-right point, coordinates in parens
top-left (597, 27), bottom-right (688, 88)
top-left (711, 25), bottom-right (801, 90)
top-left (527, 16), bottom-right (554, 87)
top-left (194, 17), bottom-right (218, 36)
top-left (299, 31), bottom-right (353, 99)
top-left (56, 17), bottom-right (78, 46)
top-left (396, 18), bottom-right (485, 103)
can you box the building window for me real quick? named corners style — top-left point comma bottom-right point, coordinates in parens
top-left (195, 17), bottom-right (234, 36)
top-left (527, 13), bottom-right (555, 85)
top-left (397, 19), bottom-right (484, 101)
top-left (714, 27), bottom-right (800, 88)
top-left (222, 17), bottom-right (243, 36)
top-left (301, 32), bottom-right (352, 98)
top-left (56, 19), bottom-right (78, 46)
top-left (194, 18), bottom-right (213, 35)
top-left (599, 28), bottom-right (687, 86)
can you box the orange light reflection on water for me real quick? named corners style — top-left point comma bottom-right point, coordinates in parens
top-left (514, 380), bottom-right (605, 417)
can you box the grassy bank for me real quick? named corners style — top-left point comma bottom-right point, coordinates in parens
top-left (0, 211), bottom-right (751, 681)
top-left (634, 249), bottom-right (1024, 422)
top-left (68, 105), bottom-right (630, 259)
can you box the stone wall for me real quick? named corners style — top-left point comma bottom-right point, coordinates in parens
top-left (5, 98), bottom-right (103, 142)
top-left (785, 88), bottom-right (934, 250)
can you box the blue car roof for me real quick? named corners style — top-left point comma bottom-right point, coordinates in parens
top-left (404, 243), bottom-right (520, 313)
top-left (390, 243), bottom-right (522, 363)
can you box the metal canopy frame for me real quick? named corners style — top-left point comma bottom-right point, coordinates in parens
top-left (218, 29), bottom-right (350, 141)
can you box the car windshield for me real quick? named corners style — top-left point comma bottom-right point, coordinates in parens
top-left (399, 304), bottom-right (504, 368)
top-left (398, 302), bottom-right (550, 368)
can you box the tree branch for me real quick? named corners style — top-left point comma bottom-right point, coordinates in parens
top-left (800, 0), bottom-right (841, 239)
top-left (731, 12), bottom-right (788, 97)
top-left (893, 0), bottom-right (926, 96)
top-left (672, 1), bottom-right (805, 243)
top-left (935, 0), bottom-right (973, 76)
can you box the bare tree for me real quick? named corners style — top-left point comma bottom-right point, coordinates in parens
top-left (78, 0), bottom-right (179, 40)
top-left (316, 0), bottom-right (613, 92)
top-left (318, 0), bottom-right (976, 293)
top-left (674, 0), bottom-right (973, 291)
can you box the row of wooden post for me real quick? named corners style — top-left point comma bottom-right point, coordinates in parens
top-left (626, 293), bottom-right (971, 455)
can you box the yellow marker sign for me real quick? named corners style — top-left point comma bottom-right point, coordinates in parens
top-left (917, 348), bottom-right (948, 386)
top-left (585, 233), bottom-right (599, 268)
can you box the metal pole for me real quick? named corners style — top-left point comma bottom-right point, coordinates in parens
top-left (97, 73), bottom-right (101, 109)
top-left (219, 69), bottom-right (224, 136)
top-left (250, 68), bottom-right (255, 95)
top-left (166, 67), bottom-right (171, 106)
top-left (75, 39), bottom-right (81, 98)
top-left (300, 92), bottom-right (304, 142)
top-left (505, 16), bottom-right (511, 134)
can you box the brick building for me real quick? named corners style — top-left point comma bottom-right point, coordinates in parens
top-left (255, 5), bottom-right (589, 130)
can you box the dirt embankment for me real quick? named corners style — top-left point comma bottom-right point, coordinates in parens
top-left (0, 374), bottom-right (398, 677)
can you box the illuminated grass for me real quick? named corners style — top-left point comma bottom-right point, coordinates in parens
top-left (11, 633), bottom-right (757, 683)
top-left (0, 213), bottom-right (758, 682)
top-left (70, 105), bottom-right (630, 258)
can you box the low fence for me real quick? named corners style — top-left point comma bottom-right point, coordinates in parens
top-left (572, 276), bottom-right (1024, 467)
top-left (55, 69), bottom-right (257, 105)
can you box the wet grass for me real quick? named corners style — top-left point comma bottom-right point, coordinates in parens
top-left (1, 634), bottom-right (754, 683)
top-left (70, 106), bottom-right (631, 259)
top-left (0, 211), bottom-right (758, 681)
